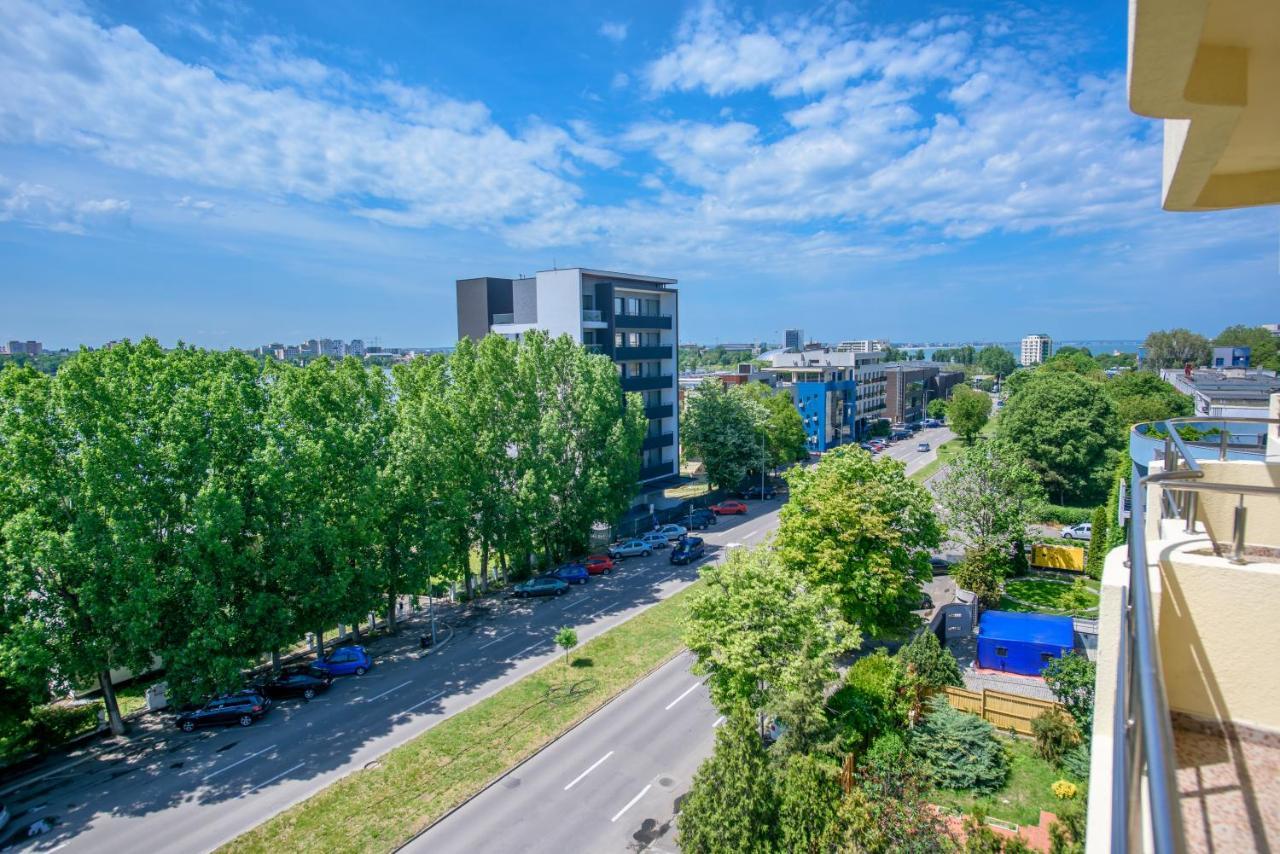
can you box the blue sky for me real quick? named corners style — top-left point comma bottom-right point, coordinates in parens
top-left (1, 0), bottom-right (1276, 349)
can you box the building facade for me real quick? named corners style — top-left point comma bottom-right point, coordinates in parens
top-left (884, 363), bottom-right (966, 424)
top-left (759, 346), bottom-right (886, 450)
top-left (1019, 334), bottom-right (1053, 366)
top-left (784, 328), bottom-right (804, 352)
top-left (457, 268), bottom-right (680, 491)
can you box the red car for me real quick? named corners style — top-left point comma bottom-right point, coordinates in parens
top-left (584, 554), bottom-right (615, 575)
top-left (709, 500), bottom-right (748, 515)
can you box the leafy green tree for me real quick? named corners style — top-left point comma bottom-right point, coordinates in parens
top-left (947, 386), bottom-right (991, 442)
top-left (927, 398), bottom-right (948, 420)
top-left (677, 712), bottom-right (779, 854)
top-left (937, 440), bottom-right (1044, 561)
top-left (951, 545), bottom-right (1009, 608)
top-left (778, 754), bottom-right (842, 853)
top-left (1031, 707), bottom-right (1080, 765)
top-left (1214, 324), bottom-right (1280, 372)
top-left (775, 447), bottom-right (941, 636)
top-left (1104, 370), bottom-right (1192, 431)
top-left (1042, 351), bottom-right (1104, 380)
top-left (682, 378), bottom-right (766, 489)
top-left (977, 346), bottom-right (1017, 377)
top-left (738, 381), bottom-right (807, 469)
top-left (554, 626), bottom-right (578, 669)
top-left (911, 695), bottom-right (1009, 792)
top-left (686, 545), bottom-right (852, 723)
top-left (1042, 653), bottom-right (1096, 738)
top-left (1142, 328), bottom-right (1211, 369)
top-left (897, 630), bottom-right (963, 691)
top-left (833, 760), bottom-right (949, 853)
top-left (1086, 505), bottom-right (1110, 579)
top-left (828, 650), bottom-right (910, 750)
top-left (997, 371), bottom-right (1120, 504)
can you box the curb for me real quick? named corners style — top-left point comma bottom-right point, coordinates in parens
top-left (394, 645), bottom-right (692, 852)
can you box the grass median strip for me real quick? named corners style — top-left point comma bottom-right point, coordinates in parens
top-left (220, 581), bottom-right (700, 854)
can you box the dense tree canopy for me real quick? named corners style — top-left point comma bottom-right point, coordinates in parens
top-left (737, 381), bottom-right (809, 469)
top-left (946, 386), bottom-right (991, 442)
top-left (1142, 328), bottom-right (1212, 369)
top-left (976, 345), bottom-right (1017, 377)
top-left (681, 379), bottom-right (768, 489)
top-left (1103, 370), bottom-right (1192, 431)
top-left (937, 440), bottom-right (1044, 554)
top-left (1214, 324), bottom-right (1280, 372)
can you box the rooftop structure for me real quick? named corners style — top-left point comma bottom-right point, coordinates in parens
top-left (1161, 367), bottom-right (1280, 419)
top-left (759, 346), bottom-right (886, 449)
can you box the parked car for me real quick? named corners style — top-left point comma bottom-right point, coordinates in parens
top-left (670, 536), bottom-right (706, 565)
top-left (891, 430), bottom-right (910, 440)
top-left (513, 576), bottom-right (569, 597)
top-left (709, 500), bottom-right (748, 515)
top-left (175, 694), bottom-right (268, 731)
top-left (917, 592), bottom-right (934, 610)
top-left (929, 557), bottom-right (952, 575)
top-left (549, 562), bottom-right (589, 585)
top-left (738, 484), bottom-right (777, 500)
top-left (257, 670), bottom-right (332, 701)
top-left (687, 507), bottom-right (717, 530)
top-left (924, 418), bottom-right (942, 428)
top-left (609, 539), bottom-right (652, 559)
top-left (639, 531), bottom-right (671, 550)
top-left (1061, 522), bottom-right (1093, 540)
top-left (310, 645), bottom-right (373, 677)
top-left (916, 441), bottom-right (931, 452)
top-left (655, 523), bottom-right (687, 541)
top-left (584, 554), bottom-right (615, 575)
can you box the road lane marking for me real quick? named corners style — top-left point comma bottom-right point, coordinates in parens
top-left (479, 631), bottom-right (514, 649)
top-left (560, 596), bottom-right (591, 612)
top-left (611, 783), bottom-right (653, 823)
top-left (588, 601), bottom-right (619, 620)
top-left (363, 680), bottom-right (412, 703)
top-left (508, 640), bottom-right (544, 661)
top-left (248, 761), bottom-right (304, 793)
top-left (563, 751), bottom-right (614, 791)
top-left (665, 683), bottom-right (700, 711)
top-left (202, 744), bottom-right (276, 782)
top-left (404, 690), bottom-right (445, 714)
top-left (713, 716), bottom-right (726, 728)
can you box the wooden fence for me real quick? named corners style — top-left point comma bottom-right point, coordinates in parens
top-left (942, 686), bottom-right (1065, 735)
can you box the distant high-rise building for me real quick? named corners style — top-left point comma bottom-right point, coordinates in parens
top-left (784, 328), bottom-right (804, 352)
top-left (348, 339), bottom-right (367, 356)
top-left (835, 339), bottom-right (888, 353)
top-left (5, 340), bottom-right (43, 356)
top-left (1020, 334), bottom-right (1053, 366)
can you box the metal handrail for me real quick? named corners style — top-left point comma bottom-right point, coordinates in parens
top-left (1115, 414), bottom-right (1278, 852)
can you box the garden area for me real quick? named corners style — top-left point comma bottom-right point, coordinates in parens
top-left (1000, 577), bottom-right (1099, 617)
top-left (929, 735), bottom-right (1084, 827)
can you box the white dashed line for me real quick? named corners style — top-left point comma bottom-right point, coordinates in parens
top-left (508, 640), bottom-right (544, 661)
top-left (563, 751), bottom-right (614, 791)
top-left (404, 690), bottom-right (445, 714)
top-left (665, 683), bottom-right (699, 711)
top-left (248, 761), bottom-right (304, 793)
top-left (712, 715), bottom-right (726, 728)
top-left (611, 783), bottom-right (653, 823)
top-left (479, 631), bottom-right (514, 649)
top-left (202, 744), bottom-right (276, 782)
top-left (363, 680), bottom-right (412, 702)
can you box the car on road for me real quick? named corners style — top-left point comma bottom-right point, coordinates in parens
top-left (916, 441), bottom-right (931, 452)
top-left (608, 539), bottom-right (652, 559)
top-left (584, 554), bottom-right (614, 575)
top-left (1061, 522), bottom-right (1093, 540)
top-left (891, 430), bottom-right (910, 441)
top-left (256, 670), bottom-right (332, 701)
top-left (669, 536), bottom-right (705, 565)
top-left (929, 557), bottom-right (952, 575)
top-left (513, 576), bottom-right (569, 597)
top-left (709, 499), bottom-right (748, 515)
top-left (687, 507), bottom-right (717, 530)
top-left (924, 418), bottom-right (943, 428)
top-left (548, 562), bottom-right (589, 585)
top-left (310, 645), bottom-right (373, 677)
top-left (737, 484), bottom-right (777, 500)
top-left (638, 531), bottom-right (671, 550)
top-left (655, 523), bottom-right (687, 541)
top-left (175, 694), bottom-right (269, 731)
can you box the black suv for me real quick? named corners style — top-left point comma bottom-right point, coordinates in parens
top-left (738, 484), bottom-right (777, 500)
top-left (256, 669), bottom-right (333, 701)
top-left (175, 694), bottom-right (269, 732)
top-left (687, 507), bottom-right (717, 530)
top-left (670, 536), bottom-right (706, 565)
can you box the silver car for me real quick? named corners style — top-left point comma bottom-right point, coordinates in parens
top-left (656, 523), bottom-right (687, 541)
top-left (609, 539), bottom-right (652, 559)
top-left (1061, 522), bottom-right (1093, 540)
top-left (640, 531), bottom-right (671, 550)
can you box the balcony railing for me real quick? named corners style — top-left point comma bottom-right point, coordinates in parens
top-left (621, 374), bottom-right (672, 392)
top-left (644, 403), bottom-right (674, 420)
top-left (1112, 415), bottom-right (1279, 853)
top-left (614, 312), bottom-right (673, 330)
top-left (639, 461), bottom-right (674, 481)
top-left (582, 309), bottom-right (603, 322)
top-left (491, 312), bottom-right (515, 325)
top-left (615, 345), bottom-right (672, 361)
top-left (642, 433), bottom-right (674, 451)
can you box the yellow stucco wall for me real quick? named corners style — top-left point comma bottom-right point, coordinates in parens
top-left (1192, 460), bottom-right (1280, 548)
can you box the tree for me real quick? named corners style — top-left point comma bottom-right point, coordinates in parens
top-left (554, 626), bottom-right (578, 669)
top-left (976, 346), bottom-right (1017, 377)
top-left (951, 545), bottom-right (1008, 608)
top-left (685, 545), bottom-right (853, 724)
top-left (1213, 324), bottom-right (1280, 372)
top-left (911, 695), bottom-right (1009, 792)
top-left (1086, 505), bottom-right (1110, 579)
top-left (946, 386), bottom-right (991, 442)
top-left (677, 712), bottom-right (779, 854)
top-left (997, 371), bottom-right (1120, 504)
top-left (897, 630), bottom-right (963, 691)
top-left (682, 378), bottom-right (767, 490)
top-left (777, 754), bottom-right (843, 853)
top-left (1142, 328), bottom-right (1211, 369)
top-left (738, 381), bottom-right (808, 469)
top-left (1042, 654), bottom-right (1096, 738)
top-left (829, 650), bottom-right (911, 750)
top-left (1031, 707), bottom-right (1080, 765)
top-left (833, 759), bottom-right (949, 853)
top-left (927, 398), bottom-right (948, 420)
top-left (1104, 370), bottom-right (1192, 432)
top-left (937, 440), bottom-right (1044, 556)
top-left (775, 447), bottom-right (941, 637)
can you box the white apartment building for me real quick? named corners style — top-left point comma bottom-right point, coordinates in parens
top-left (456, 268), bottom-right (680, 491)
top-left (835, 339), bottom-right (889, 353)
top-left (1020, 333), bottom-right (1053, 366)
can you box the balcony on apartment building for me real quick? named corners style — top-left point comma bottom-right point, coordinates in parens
top-left (621, 374), bottom-right (673, 392)
top-left (1087, 414), bottom-right (1280, 854)
top-left (615, 345), bottom-right (673, 361)
top-left (640, 461), bottom-right (674, 481)
top-left (614, 312), bottom-right (673, 330)
top-left (642, 433), bottom-right (675, 451)
top-left (643, 403), bottom-right (674, 420)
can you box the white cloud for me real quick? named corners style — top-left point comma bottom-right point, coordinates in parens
top-left (0, 175), bottom-right (130, 234)
top-left (599, 21), bottom-right (628, 42)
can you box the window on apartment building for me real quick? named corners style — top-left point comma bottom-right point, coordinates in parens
top-left (643, 390), bottom-right (663, 407)
top-left (628, 332), bottom-right (641, 348)
top-left (615, 331), bottom-right (624, 347)
top-left (643, 448), bottom-right (663, 467)
top-left (644, 298), bottom-right (660, 315)
top-left (648, 418), bottom-right (663, 437)
top-left (627, 297), bottom-right (641, 315)
top-left (643, 332), bottom-right (660, 346)
top-left (614, 296), bottom-right (625, 316)
top-left (582, 293), bottom-right (595, 310)
top-left (647, 361), bottom-right (662, 376)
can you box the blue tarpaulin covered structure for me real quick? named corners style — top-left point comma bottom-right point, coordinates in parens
top-left (976, 611), bottom-right (1074, 676)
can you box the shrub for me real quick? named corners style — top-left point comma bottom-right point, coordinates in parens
top-left (28, 703), bottom-right (100, 746)
top-left (1038, 504), bottom-right (1095, 525)
top-left (1032, 707), bottom-right (1080, 764)
top-left (952, 546), bottom-right (1008, 608)
top-left (1052, 779), bottom-right (1078, 800)
top-left (897, 630), bottom-right (963, 691)
top-left (1061, 743), bottom-right (1091, 780)
top-left (861, 731), bottom-right (909, 776)
top-left (1086, 505), bottom-right (1109, 580)
top-left (911, 695), bottom-right (1008, 793)
top-left (1042, 654), bottom-right (1096, 738)
top-left (828, 650), bottom-right (908, 750)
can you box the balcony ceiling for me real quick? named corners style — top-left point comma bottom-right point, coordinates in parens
top-left (1129, 0), bottom-right (1280, 210)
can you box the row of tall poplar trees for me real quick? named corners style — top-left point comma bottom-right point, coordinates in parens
top-left (0, 332), bottom-right (644, 734)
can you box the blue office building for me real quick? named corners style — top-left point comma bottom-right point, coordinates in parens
top-left (794, 379), bottom-right (857, 452)
top-left (760, 346), bottom-right (885, 451)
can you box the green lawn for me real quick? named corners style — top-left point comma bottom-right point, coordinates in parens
top-left (909, 438), bottom-right (965, 483)
top-left (221, 581), bottom-right (700, 854)
top-left (930, 736), bottom-right (1081, 826)
top-left (1000, 578), bottom-right (1099, 616)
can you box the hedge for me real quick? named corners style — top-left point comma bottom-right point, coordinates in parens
top-left (1037, 503), bottom-right (1095, 525)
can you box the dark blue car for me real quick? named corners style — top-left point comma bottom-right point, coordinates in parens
top-left (670, 536), bottom-right (706, 565)
top-left (549, 562), bottom-right (590, 585)
top-left (310, 645), bottom-right (373, 677)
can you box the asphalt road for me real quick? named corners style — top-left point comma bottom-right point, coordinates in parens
top-left (0, 427), bottom-right (951, 854)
